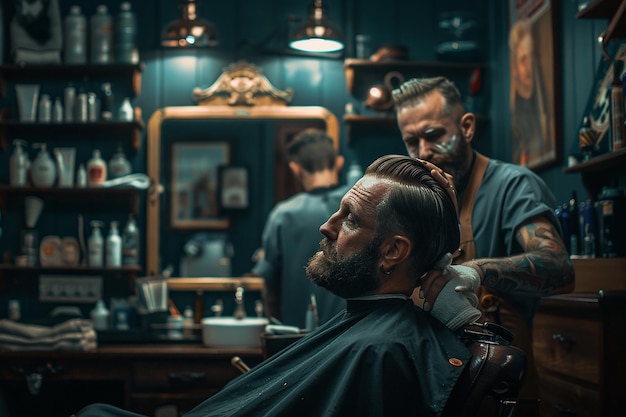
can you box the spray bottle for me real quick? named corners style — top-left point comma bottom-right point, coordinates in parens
top-left (10, 139), bottom-right (30, 187)
top-left (88, 221), bottom-right (104, 267)
top-left (106, 221), bottom-right (122, 267)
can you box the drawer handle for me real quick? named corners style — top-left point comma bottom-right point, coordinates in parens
top-left (167, 371), bottom-right (207, 384)
top-left (552, 333), bottom-right (576, 350)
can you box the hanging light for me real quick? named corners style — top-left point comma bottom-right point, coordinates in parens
top-left (162, 0), bottom-right (218, 47)
top-left (289, 0), bottom-right (344, 53)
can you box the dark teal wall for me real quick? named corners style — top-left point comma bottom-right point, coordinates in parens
top-left (0, 0), bottom-right (608, 281)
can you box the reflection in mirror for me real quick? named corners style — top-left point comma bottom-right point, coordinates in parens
top-left (146, 63), bottom-right (339, 277)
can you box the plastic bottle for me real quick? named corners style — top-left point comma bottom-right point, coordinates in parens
top-left (64, 85), bottom-right (76, 122)
top-left (122, 214), bottom-right (139, 266)
top-left (90, 299), bottom-right (110, 330)
top-left (109, 147), bottom-right (132, 179)
top-left (77, 163), bottom-right (87, 188)
top-left (88, 221), bottom-right (104, 267)
top-left (90, 5), bottom-right (113, 64)
top-left (87, 149), bottom-right (107, 186)
top-left (53, 97), bottom-right (63, 123)
top-left (115, 2), bottom-right (138, 64)
top-left (106, 221), bottom-right (122, 267)
top-left (30, 143), bottom-right (57, 187)
top-left (10, 139), bottom-right (30, 187)
top-left (101, 82), bottom-right (114, 121)
top-left (183, 306), bottom-right (194, 337)
top-left (37, 94), bottom-right (51, 123)
top-left (118, 97), bottom-right (134, 121)
top-left (64, 5), bottom-right (87, 64)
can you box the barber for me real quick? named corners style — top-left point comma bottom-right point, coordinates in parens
top-left (392, 76), bottom-right (575, 408)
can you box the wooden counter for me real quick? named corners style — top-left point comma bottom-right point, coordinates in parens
top-left (0, 344), bottom-right (263, 417)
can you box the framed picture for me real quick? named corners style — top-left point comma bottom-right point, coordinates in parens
top-left (170, 142), bottom-right (230, 229)
top-left (219, 166), bottom-right (249, 210)
top-left (509, 0), bottom-right (560, 170)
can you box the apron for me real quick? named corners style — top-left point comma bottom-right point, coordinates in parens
top-left (454, 152), bottom-right (539, 409)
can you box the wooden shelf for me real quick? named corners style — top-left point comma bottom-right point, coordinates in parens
top-left (0, 185), bottom-right (142, 214)
top-left (167, 277), bottom-right (265, 292)
top-left (0, 119), bottom-right (145, 151)
top-left (571, 257), bottom-right (626, 293)
top-left (576, 0), bottom-right (626, 46)
top-left (344, 58), bottom-right (486, 96)
top-left (0, 63), bottom-right (144, 97)
top-left (563, 148), bottom-right (626, 173)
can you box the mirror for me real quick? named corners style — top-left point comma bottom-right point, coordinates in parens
top-left (146, 62), bottom-right (339, 276)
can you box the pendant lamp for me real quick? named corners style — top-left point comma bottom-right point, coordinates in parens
top-left (289, 0), bottom-right (344, 53)
top-left (162, 0), bottom-right (218, 47)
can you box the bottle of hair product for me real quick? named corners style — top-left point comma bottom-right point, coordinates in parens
top-left (64, 5), bottom-right (87, 64)
top-left (106, 221), bottom-right (122, 267)
top-left (90, 299), bottom-right (110, 330)
top-left (77, 163), bottom-right (87, 188)
top-left (115, 2), bottom-right (138, 64)
top-left (30, 143), bottom-right (57, 187)
top-left (88, 221), bottom-right (104, 267)
top-left (90, 5), bottom-right (113, 64)
top-left (122, 214), bottom-right (139, 266)
top-left (10, 139), bottom-right (30, 187)
top-left (87, 149), bottom-right (107, 186)
top-left (101, 82), bottom-right (114, 121)
top-left (108, 147), bottom-right (132, 179)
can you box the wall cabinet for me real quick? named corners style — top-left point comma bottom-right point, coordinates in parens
top-left (342, 59), bottom-right (487, 144)
top-left (0, 64), bottom-right (145, 296)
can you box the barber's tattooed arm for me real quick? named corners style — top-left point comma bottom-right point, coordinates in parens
top-left (465, 216), bottom-right (575, 297)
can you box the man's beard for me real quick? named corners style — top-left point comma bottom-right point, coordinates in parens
top-left (431, 129), bottom-right (471, 185)
top-left (306, 236), bottom-right (381, 299)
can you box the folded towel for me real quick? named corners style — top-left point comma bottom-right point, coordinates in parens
top-left (0, 319), bottom-right (96, 352)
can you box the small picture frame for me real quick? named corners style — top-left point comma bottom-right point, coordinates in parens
top-left (219, 166), bottom-right (249, 210)
top-left (170, 141), bottom-right (230, 229)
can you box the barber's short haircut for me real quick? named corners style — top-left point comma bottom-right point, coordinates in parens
top-left (365, 154), bottom-right (460, 276)
top-left (509, 18), bottom-right (532, 55)
top-left (286, 128), bottom-right (337, 173)
top-left (391, 76), bottom-right (464, 120)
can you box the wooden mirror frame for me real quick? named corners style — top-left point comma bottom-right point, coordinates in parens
top-left (146, 105), bottom-right (339, 276)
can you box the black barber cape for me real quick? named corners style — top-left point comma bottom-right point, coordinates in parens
top-left (74, 297), bottom-right (471, 417)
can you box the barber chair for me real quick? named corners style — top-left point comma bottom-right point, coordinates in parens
top-left (441, 322), bottom-right (528, 417)
top-left (233, 322), bottom-right (527, 417)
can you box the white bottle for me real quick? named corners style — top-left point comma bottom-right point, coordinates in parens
top-left (122, 214), bottom-right (139, 266)
top-left (106, 221), bottom-right (122, 267)
top-left (77, 163), bottom-right (87, 188)
top-left (108, 148), bottom-right (132, 179)
top-left (87, 149), bottom-right (107, 186)
top-left (88, 221), bottom-right (104, 267)
top-left (118, 97), bottom-right (134, 121)
top-left (90, 299), bottom-right (110, 330)
top-left (30, 143), bottom-right (57, 187)
top-left (64, 5), bottom-right (87, 64)
top-left (90, 5), bottom-right (113, 64)
top-left (10, 139), bottom-right (30, 187)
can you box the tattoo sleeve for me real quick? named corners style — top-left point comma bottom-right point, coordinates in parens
top-left (466, 216), bottom-right (575, 297)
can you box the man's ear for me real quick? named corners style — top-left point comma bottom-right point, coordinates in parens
top-left (288, 161), bottom-right (301, 177)
top-left (335, 155), bottom-right (345, 172)
top-left (380, 234), bottom-right (411, 268)
top-left (460, 112), bottom-right (476, 143)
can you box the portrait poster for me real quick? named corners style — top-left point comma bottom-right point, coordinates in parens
top-left (170, 142), bottom-right (230, 229)
top-left (509, 0), bottom-right (560, 170)
top-left (219, 166), bottom-right (249, 210)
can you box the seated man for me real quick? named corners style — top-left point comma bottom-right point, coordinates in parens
top-left (73, 155), bottom-right (476, 417)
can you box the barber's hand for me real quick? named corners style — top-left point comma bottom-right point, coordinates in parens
top-left (417, 254), bottom-right (480, 311)
top-left (416, 159), bottom-right (458, 216)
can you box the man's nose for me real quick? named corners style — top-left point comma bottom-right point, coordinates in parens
top-left (319, 213), bottom-right (339, 240)
top-left (418, 141), bottom-right (434, 160)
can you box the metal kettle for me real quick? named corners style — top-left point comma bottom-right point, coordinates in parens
top-left (365, 71), bottom-right (405, 111)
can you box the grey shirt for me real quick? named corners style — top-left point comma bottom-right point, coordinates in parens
top-left (253, 184), bottom-right (351, 328)
top-left (470, 157), bottom-right (559, 323)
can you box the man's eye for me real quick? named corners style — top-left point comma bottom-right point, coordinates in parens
top-left (424, 130), bottom-right (445, 142)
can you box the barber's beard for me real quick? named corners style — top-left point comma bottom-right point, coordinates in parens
top-left (434, 129), bottom-right (471, 185)
top-left (306, 237), bottom-right (381, 298)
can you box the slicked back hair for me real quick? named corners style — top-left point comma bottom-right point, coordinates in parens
top-left (365, 154), bottom-right (460, 277)
top-left (286, 128), bottom-right (337, 173)
top-left (391, 76), bottom-right (465, 122)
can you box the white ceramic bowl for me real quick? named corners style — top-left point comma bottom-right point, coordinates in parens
top-left (201, 317), bottom-right (269, 348)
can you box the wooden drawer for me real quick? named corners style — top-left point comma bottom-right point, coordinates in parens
top-left (538, 372), bottom-right (599, 417)
top-left (533, 311), bottom-right (600, 384)
top-left (132, 359), bottom-right (241, 391)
